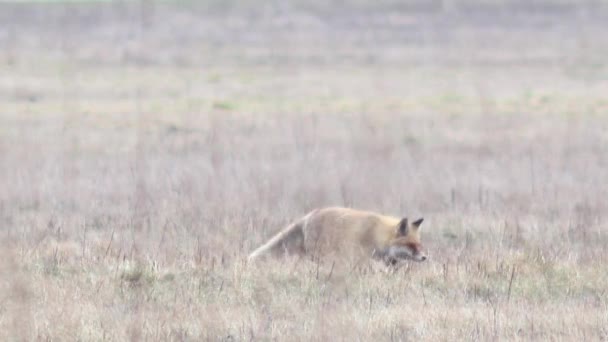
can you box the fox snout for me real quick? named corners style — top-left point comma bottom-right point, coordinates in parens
top-left (413, 253), bottom-right (427, 262)
top-left (383, 243), bottom-right (427, 264)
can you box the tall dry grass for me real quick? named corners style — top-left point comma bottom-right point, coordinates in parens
top-left (1, 1), bottom-right (608, 340)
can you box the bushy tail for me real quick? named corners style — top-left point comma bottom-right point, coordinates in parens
top-left (248, 220), bottom-right (304, 262)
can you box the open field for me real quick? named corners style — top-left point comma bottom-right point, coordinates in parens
top-left (1, 1), bottom-right (608, 340)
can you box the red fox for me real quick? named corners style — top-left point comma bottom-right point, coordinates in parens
top-left (248, 207), bottom-right (427, 265)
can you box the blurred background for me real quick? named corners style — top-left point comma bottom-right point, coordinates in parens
top-left (1, 0), bottom-right (607, 340)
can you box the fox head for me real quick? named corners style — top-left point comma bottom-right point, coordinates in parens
top-left (381, 217), bottom-right (427, 265)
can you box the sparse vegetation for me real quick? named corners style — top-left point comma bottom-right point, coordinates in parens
top-left (1, 1), bottom-right (608, 340)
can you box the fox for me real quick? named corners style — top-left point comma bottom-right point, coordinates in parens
top-left (248, 207), bottom-right (427, 266)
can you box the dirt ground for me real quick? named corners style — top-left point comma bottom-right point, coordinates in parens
top-left (1, 1), bottom-right (608, 340)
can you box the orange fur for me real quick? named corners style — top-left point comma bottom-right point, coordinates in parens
top-left (248, 207), bottom-right (427, 265)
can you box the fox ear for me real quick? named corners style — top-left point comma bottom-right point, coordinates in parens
top-left (412, 218), bottom-right (424, 229)
top-left (397, 218), bottom-right (408, 236)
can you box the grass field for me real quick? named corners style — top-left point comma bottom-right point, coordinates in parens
top-left (1, 1), bottom-right (608, 340)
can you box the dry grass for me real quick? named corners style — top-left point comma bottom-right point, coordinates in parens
top-left (1, 1), bottom-right (608, 341)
